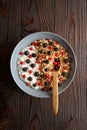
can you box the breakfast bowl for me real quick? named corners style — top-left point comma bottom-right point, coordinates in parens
top-left (10, 32), bottom-right (77, 98)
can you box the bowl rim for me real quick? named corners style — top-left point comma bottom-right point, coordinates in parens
top-left (10, 31), bottom-right (77, 98)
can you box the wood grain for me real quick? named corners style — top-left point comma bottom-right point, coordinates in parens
top-left (0, 0), bottom-right (87, 130)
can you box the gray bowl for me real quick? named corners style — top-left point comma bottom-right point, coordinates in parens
top-left (10, 32), bottom-right (77, 98)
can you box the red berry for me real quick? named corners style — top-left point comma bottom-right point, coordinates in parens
top-left (57, 62), bottom-right (60, 66)
top-left (58, 77), bottom-right (62, 82)
top-left (41, 54), bottom-right (46, 58)
top-left (37, 82), bottom-right (42, 86)
top-left (26, 82), bottom-right (30, 86)
top-left (22, 74), bottom-right (26, 79)
top-left (28, 55), bottom-right (32, 58)
top-left (61, 51), bottom-right (65, 56)
top-left (41, 87), bottom-right (48, 91)
top-left (31, 42), bottom-right (37, 46)
top-left (53, 62), bottom-right (57, 65)
top-left (19, 52), bottom-right (24, 55)
top-left (28, 70), bottom-right (33, 74)
top-left (48, 46), bottom-right (53, 50)
top-left (29, 47), bottom-right (33, 50)
top-left (20, 61), bottom-right (24, 65)
top-left (55, 41), bottom-right (59, 44)
top-left (63, 66), bottom-right (68, 70)
top-left (55, 52), bottom-right (60, 57)
top-left (51, 68), bottom-right (55, 72)
top-left (39, 67), bottom-right (42, 71)
top-left (46, 74), bottom-right (51, 79)
top-left (49, 57), bottom-right (52, 60)
top-left (36, 60), bottom-right (40, 64)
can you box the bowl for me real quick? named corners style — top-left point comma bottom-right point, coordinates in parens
top-left (10, 32), bottom-right (77, 98)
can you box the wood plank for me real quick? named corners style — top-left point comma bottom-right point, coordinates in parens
top-left (55, 0), bottom-right (86, 130)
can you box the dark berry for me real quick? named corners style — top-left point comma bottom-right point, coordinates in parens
top-left (43, 43), bottom-right (48, 48)
top-left (44, 68), bottom-right (48, 71)
top-left (40, 74), bottom-right (46, 79)
top-left (64, 58), bottom-right (70, 63)
top-left (33, 83), bottom-right (36, 87)
top-left (32, 53), bottom-right (37, 57)
top-left (24, 51), bottom-right (29, 55)
top-left (26, 59), bottom-right (30, 63)
top-left (44, 81), bottom-right (51, 86)
top-left (54, 58), bottom-right (60, 62)
top-left (54, 66), bottom-right (60, 71)
top-left (30, 64), bottom-right (35, 68)
top-left (37, 42), bottom-right (40, 46)
top-left (54, 46), bottom-right (58, 51)
top-left (43, 51), bottom-right (46, 54)
top-left (28, 77), bottom-right (32, 81)
top-left (39, 50), bottom-right (43, 54)
top-left (62, 72), bottom-right (67, 77)
top-left (50, 42), bottom-right (54, 45)
top-left (22, 67), bottom-right (28, 72)
top-left (45, 60), bottom-right (49, 64)
top-left (34, 72), bottom-right (39, 76)
top-left (47, 51), bottom-right (52, 55)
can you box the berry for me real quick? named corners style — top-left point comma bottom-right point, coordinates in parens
top-left (24, 51), bottom-right (29, 55)
top-left (30, 63), bottom-right (35, 68)
top-left (26, 82), bottom-right (30, 86)
top-left (54, 46), bottom-right (58, 51)
top-left (22, 74), bottom-right (26, 79)
top-left (46, 74), bottom-right (51, 79)
top-left (28, 77), bottom-right (32, 81)
top-left (54, 58), bottom-right (60, 62)
top-left (20, 61), bottom-right (24, 65)
top-left (55, 52), bottom-right (60, 57)
top-left (55, 41), bottom-right (59, 44)
top-left (62, 72), bottom-right (67, 76)
top-left (61, 51), bottom-right (65, 55)
top-left (39, 67), bottom-right (42, 71)
top-left (47, 51), bottom-right (52, 55)
top-left (54, 66), bottom-right (60, 71)
top-left (26, 59), bottom-right (30, 63)
top-left (53, 62), bottom-right (57, 65)
top-left (50, 42), bottom-right (54, 45)
top-left (44, 81), bottom-right (51, 86)
top-left (43, 43), bottom-right (48, 48)
top-left (28, 70), bottom-right (33, 74)
top-left (48, 46), bottom-right (53, 50)
top-left (22, 67), bottom-right (28, 72)
top-left (37, 82), bottom-right (42, 86)
top-left (49, 57), bottom-right (52, 60)
top-left (36, 60), bottom-right (40, 64)
top-left (41, 54), bottom-right (46, 58)
top-left (64, 58), bottom-right (70, 63)
top-left (39, 50), bottom-right (43, 54)
top-left (32, 53), bottom-right (37, 57)
top-left (33, 83), bottom-right (36, 87)
top-left (31, 42), bottom-right (37, 46)
top-left (29, 47), bottom-right (33, 50)
top-left (44, 68), bottom-right (48, 71)
top-left (34, 72), bottom-right (39, 76)
top-left (28, 55), bottom-right (32, 58)
top-left (45, 60), bottom-right (49, 64)
top-left (58, 77), bottom-right (63, 82)
top-left (19, 52), bottom-right (23, 55)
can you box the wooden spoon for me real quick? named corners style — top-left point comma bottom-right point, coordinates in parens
top-left (52, 71), bottom-right (58, 114)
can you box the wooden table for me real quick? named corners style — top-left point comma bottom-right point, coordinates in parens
top-left (0, 0), bottom-right (86, 130)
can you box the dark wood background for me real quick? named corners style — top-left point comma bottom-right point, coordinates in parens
top-left (0, 0), bottom-right (86, 130)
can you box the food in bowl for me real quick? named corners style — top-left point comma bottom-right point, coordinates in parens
top-left (18, 38), bottom-right (70, 91)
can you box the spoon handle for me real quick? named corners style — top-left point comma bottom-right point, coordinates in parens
top-left (52, 71), bottom-right (58, 114)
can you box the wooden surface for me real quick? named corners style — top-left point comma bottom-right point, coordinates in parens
top-left (0, 0), bottom-right (86, 130)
